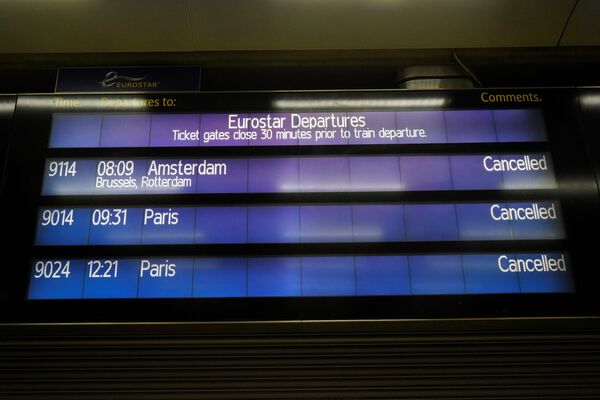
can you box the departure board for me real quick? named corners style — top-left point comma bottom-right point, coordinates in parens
top-left (2, 89), bottom-right (599, 322)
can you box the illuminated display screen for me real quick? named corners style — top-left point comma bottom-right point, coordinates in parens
top-left (35, 202), bottom-right (566, 246)
top-left (2, 89), bottom-right (599, 321)
top-left (41, 154), bottom-right (556, 195)
top-left (28, 253), bottom-right (573, 300)
top-left (48, 109), bottom-right (547, 148)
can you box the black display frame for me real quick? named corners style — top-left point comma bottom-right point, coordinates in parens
top-left (0, 95), bottom-right (16, 200)
top-left (1, 88), bottom-right (599, 323)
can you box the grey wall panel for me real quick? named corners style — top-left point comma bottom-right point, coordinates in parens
top-left (189, 0), bottom-right (576, 51)
top-left (0, 0), bottom-right (580, 53)
top-left (1, 319), bottom-right (599, 399)
top-left (560, 0), bottom-right (600, 46)
top-left (0, 0), bottom-right (194, 53)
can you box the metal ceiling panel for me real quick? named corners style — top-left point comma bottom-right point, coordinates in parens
top-left (560, 0), bottom-right (600, 46)
top-left (0, 0), bottom-right (194, 53)
top-left (188, 0), bottom-right (576, 51)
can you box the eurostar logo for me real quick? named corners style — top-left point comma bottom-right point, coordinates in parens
top-left (99, 71), bottom-right (160, 88)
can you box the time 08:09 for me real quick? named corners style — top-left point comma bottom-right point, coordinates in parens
top-left (46, 160), bottom-right (135, 177)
